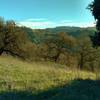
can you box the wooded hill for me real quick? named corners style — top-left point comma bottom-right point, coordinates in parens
top-left (0, 18), bottom-right (99, 72)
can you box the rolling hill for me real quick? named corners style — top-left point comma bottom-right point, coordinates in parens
top-left (23, 26), bottom-right (96, 43)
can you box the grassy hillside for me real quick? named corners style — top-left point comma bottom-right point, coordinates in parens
top-left (0, 55), bottom-right (100, 100)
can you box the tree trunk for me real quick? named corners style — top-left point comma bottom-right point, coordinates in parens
top-left (78, 52), bottom-right (84, 70)
top-left (0, 48), bottom-right (4, 55)
top-left (54, 49), bottom-right (61, 62)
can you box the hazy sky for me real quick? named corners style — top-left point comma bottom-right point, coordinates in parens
top-left (0, 0), bottom-right (94, 29)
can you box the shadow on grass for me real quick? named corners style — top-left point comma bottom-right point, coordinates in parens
top-left (0, 79), bottom-right (100, 100)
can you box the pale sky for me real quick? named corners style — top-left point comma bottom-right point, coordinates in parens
top-left (0, 0), bottom-right (95, 29)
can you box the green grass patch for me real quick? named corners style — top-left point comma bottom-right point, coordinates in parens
top-left (0, 55), bottom-right (99, 100)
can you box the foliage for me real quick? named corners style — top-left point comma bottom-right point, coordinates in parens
top-left (0, 17), bottom-right (36, 59)
top-left (38, 32), bottom-right (77, 66)
top-left (88, 0), bottom-right (100, 46)
top-left (77, 37), bottom-right (100, 71)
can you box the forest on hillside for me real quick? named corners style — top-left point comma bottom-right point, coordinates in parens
top-left (0, 17), bottom-right (100, 72)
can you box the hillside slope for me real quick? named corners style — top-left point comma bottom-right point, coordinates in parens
top-left (0, 55), bottom-right (99, 100)
top-left (23, 26), bottom-right (96, 43)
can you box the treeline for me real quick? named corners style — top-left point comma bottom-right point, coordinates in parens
top-left (0, 17), bottom-right (100, 71)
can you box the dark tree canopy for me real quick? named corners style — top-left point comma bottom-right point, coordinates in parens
top-left (0, 17), bottom-right (31, 58)
top-left (89, 0), bottom-right (100, 46)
